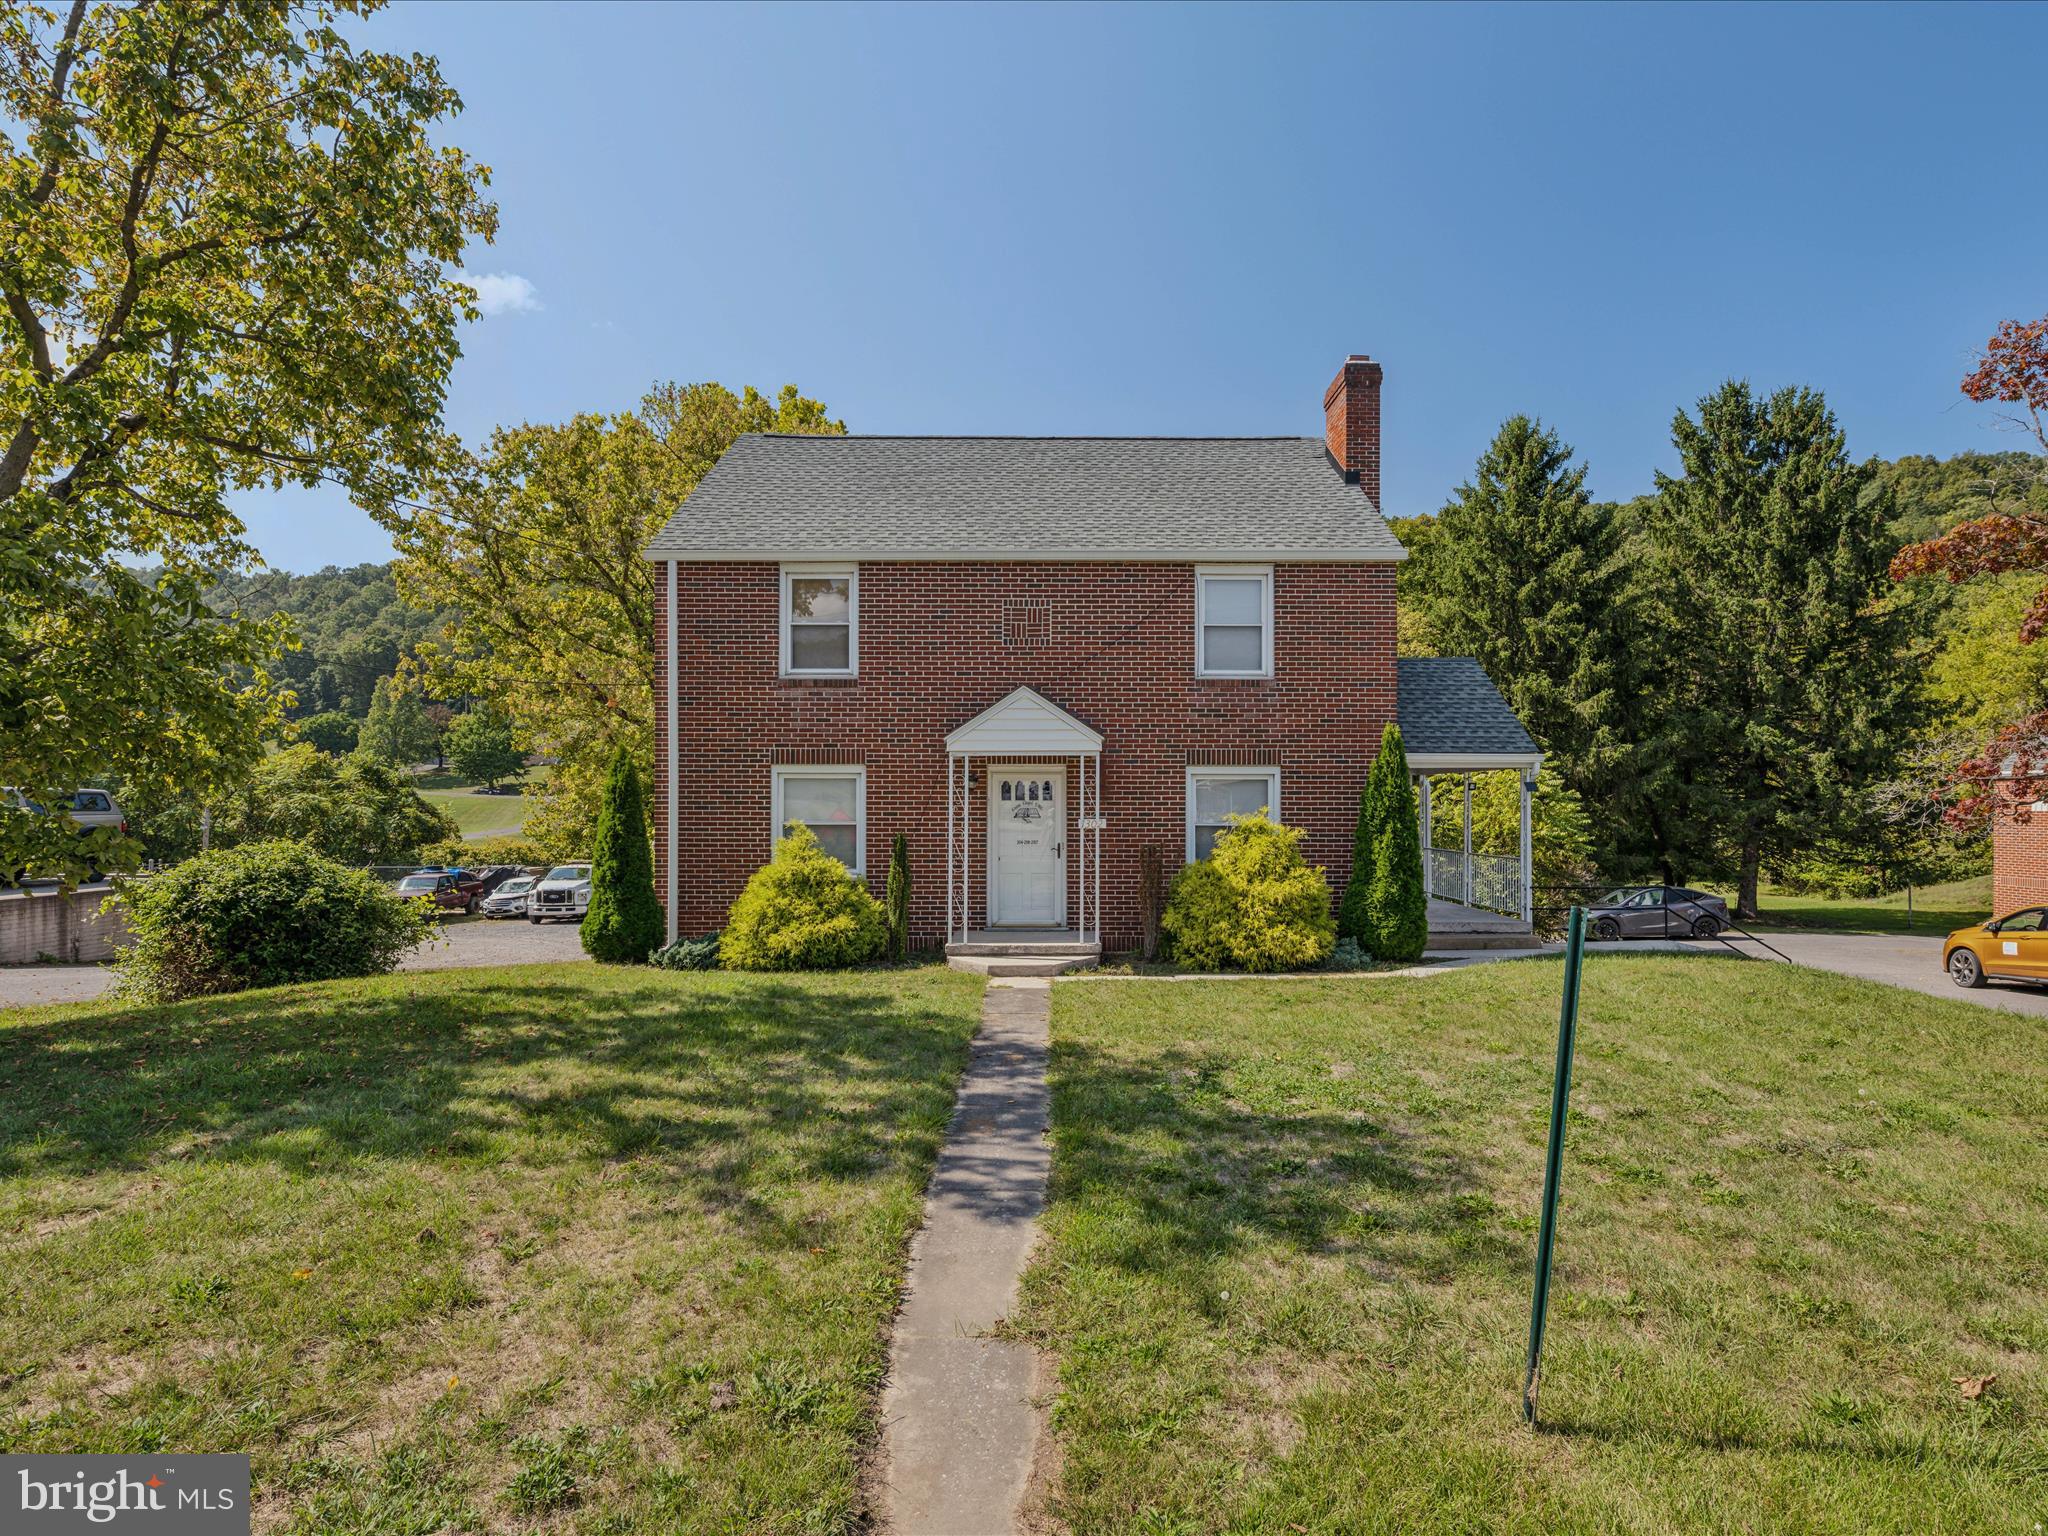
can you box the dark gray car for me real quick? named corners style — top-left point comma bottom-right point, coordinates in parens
top-left (1588, 885), bottom-right (1732, 940)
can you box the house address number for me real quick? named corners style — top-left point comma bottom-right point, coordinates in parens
top-left (1078, 815), bottom-right (1108, 831)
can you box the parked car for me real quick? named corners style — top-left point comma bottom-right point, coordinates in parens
top-left (529, 863), bottom-right (593, 923)
top-left (1942, 907), bottom-right (2046, 989)
top-left (1586, 885), bottom-right (1732, 941)
top-left (5, 787), bottom-right (127, 834)
top-left (479, 872), bottom-right (539, 919)
top-left (4, 787), bottom-right (129, 882)
top-left (394, 867), bottom-right (488, 914)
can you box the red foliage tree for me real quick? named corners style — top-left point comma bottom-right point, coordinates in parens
top-left (1891, 315), bottom-right (2048, 822)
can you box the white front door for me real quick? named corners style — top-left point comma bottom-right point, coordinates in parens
top-left (988, 768), bottom-right (1066, 927)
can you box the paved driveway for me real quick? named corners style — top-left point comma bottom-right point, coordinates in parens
top-left (1722, 930), bottom-right (2048, 1018)
top-left (0, 914), bottom-right (588, 1012)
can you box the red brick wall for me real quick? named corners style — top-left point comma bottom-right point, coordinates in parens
top-left (650, 560), bottom-right (1399, 950)
top-left (1992, 798), bottom-right (2048, 915)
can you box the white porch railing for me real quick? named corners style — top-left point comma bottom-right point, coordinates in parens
top-left (1426, 846), bottom-right (1523, 918)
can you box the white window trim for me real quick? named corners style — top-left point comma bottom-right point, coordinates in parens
top-left (772, 764), bottom-right (867, 875)
top-left (779, 562), bottom-right (859, 677)
top-left (1194, 564), bottom-right (1274, 678)
top-left (1184, 765), bottom-right (1281, 862)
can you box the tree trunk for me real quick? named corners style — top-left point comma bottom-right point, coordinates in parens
top-left (1737, 841), bottom-right (1761, 921)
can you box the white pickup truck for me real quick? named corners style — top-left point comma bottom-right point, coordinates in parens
top-left (528, 863), bottom-right (592, 923)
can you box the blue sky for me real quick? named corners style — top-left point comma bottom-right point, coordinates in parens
top-left (245, 0), bottom-right (2048, 570)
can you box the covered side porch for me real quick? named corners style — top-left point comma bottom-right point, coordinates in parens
top-left (1397, 658), bottom-right (1546, 950)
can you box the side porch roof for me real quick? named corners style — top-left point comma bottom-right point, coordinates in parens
top-left (1396, 657), bottom-right (1543, 772)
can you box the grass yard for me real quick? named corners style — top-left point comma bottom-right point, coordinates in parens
top-left (0, 963), bottom-right (984, 1533)
top-left (1720, 874), bottom-right (1994, 937)
top-left (412, 770), bottom-right (542, 840)
top-left (1013, 956), bottom-right (2048, 1533)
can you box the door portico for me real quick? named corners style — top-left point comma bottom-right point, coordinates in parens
top-left (944, 687), bottom-right (1103, 943)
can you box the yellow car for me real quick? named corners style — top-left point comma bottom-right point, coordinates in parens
top-left (1944, 907), bottom-right (2048, 989)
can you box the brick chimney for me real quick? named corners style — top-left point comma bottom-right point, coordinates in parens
top-left (1322, 354), bottom-right (1383, 509)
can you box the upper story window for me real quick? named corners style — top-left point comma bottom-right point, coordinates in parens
top-left (781, 564), bottom-right (858, 676)
top-left (1195, 565), bottom-right (1273, 677)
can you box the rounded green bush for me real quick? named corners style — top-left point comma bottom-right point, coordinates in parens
top-left (720, 824), bottom-right (887, 971)
top-left (1162, 812), bottom-right (1335, 972)
top-left (112, 839), bottom-right (436, 1002)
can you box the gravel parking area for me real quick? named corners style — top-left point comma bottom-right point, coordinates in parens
top-left (0, 913), bottom-right (589, 1011)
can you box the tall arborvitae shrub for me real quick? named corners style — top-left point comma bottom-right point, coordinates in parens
top-left (1362, 722), bottom-right (1429, 961)
top-left (884, 832), bottom-right (910, 960)
top-left (1336, 781), bottom-right (1375, 941)
top-left (582, 745), bottom-right (663, 963)
top-left (1138, 844), bottom-right (1166, 961)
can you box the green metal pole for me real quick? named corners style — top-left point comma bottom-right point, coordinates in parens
top-left (1523, 904), bottom-right (1587, 1426)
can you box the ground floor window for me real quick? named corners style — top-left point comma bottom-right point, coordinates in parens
top-left (1185, 767), bottom-right (1280, 860)
top-left (772, 765), bottom-right (866, 873)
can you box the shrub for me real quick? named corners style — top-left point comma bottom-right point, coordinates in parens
top-left (1138, 844), bottom-right (1166, 961)
top-left (1362, 723), bottom-right (1428, 962)
top-left (1327, 936), bottom-right (1374, 971)
top-left (651, 933), bottom-right (721, 971)
top-left (112, 840), bottom-right (434, 1003)
top-left (419, 834), bottom-right (555, 869)
top-left (582, 746), bottom-right (663, 963)
top-left (884, 832), bottom-right (910, 960)
top-left (293, 710), bottom-right (359, 756)
top-left (1336, 779), bottom-right (1375, 942)
top-left (720, 824), bottom-right (887, 971)
top-left (1161, 813), bottom-right (1335, 972)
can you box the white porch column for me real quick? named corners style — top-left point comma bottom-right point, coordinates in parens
top-left (1461, 774), bottom-right (1474, 908)
top-left (664, 559), bottom-right (678, 945)
top-left (1090, 751), bottom-right (1101, 945)
top-left (1074, 754), bottom-right (1086, 941)
top-left (1417, 774), bottom-right (1433, 899)
top-left (945, 753), bottom-right (955, 943)
top-left (1520, 768), bottom-right (1536, 925)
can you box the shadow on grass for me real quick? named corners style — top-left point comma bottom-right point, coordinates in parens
top-left (1042, 1035), bottom-right (1525, 1295)
top-left (0, 972), bottom-right (969, 1248)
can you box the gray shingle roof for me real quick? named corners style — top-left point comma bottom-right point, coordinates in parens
top-left (645, 435), bottom-right (1405, 561)
top-left (1397, 658), bottom-right (1542, 761)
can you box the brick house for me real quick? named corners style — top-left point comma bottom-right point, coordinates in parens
top-left (645, 355), bottom-right (1541, 961)
top-left (1992, 790), bottom-right (2048, 917)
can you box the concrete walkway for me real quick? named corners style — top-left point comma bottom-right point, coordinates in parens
top-left (877, 978), bottom-right (1051, 1536)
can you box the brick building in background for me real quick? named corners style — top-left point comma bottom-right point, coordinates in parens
top-left (644, 356), bottom-right (1542, 960)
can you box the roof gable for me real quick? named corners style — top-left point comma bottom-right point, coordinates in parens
top-left (645, 434), bottom-right (1406, 562)
top-left (1396, 658), bottom-right (1542, 766)
top-left (946, 687), bottom-right (1104, 755)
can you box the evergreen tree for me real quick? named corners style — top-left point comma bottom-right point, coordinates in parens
top-left (582, 745), bottom-right (663, 963)
top-left (884, 832), bottom-right (910, 960)
top-left (1336, 781), bottom-right (1375, 941)
top-left (1642, 382), bottom-right (1921, 917)
top-left (1361, 723), bottom-right (1429, 961)
top-left (1403, 417), bottom-right (1643, 862)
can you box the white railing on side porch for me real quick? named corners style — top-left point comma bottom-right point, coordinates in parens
top-left (1426, 847), bottom-right (1522, 918)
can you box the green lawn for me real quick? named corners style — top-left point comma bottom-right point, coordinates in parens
top-left (412, 770), bottom-right (539, 839)
top-left (1711, 875), bottom-right (1994, 937)
top-left (1013, 956), bottom-right (2048, 1533)
top-left (0, 964), bottom-right (984, 1532)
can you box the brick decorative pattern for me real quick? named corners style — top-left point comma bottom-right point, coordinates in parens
top-left (1001, 596), bottom-right (1052, 647)
top-left (1992, 795), bottom-right (2048, 916)
top-left (1322, 356), bottom-right (1384, 510)
top-left (652, 559), bottom-right (1398, 950)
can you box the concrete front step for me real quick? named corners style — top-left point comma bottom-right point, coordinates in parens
top-left (1428, 930), bottom-right (1547, 950)
top-left (946, 954), bottom-right (1098, 977)
top-left (944, 941), bottom-right (1100, 958)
